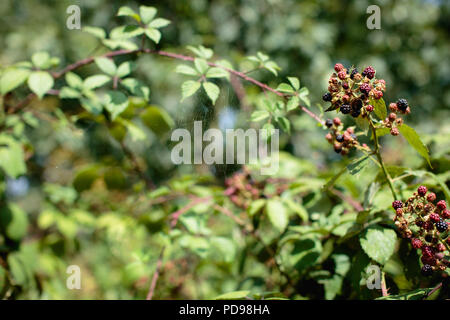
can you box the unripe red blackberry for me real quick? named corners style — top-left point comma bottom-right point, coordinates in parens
top-left (417, 186), bottom-right (427, 197)
top-left (325, 133), bottom-right (333, 142)
top-left (338, 70), bottom-right (346, 80)
top-left (395, 118), bottom-right (403, 126)
top-left (429, 213), bottom-right (440, 223)
top-left (388, 113), bottom-right (397, 122)
top-left (366, 105), bottom-right (374, 112)
top-left (333, 117), bottom-right (341, 126)
top-left (334, 63), bottom-right (344, 72)
top-left (411, 238), bottom-right (423, 249)
top-left (362, 66), bottom-right (376, 79)
top-left (396, 99), bottom-right (409, 112)
top-left (392, 200), bottom-right (403, 209)
top-left (334, 143), bottom-right (342, 153)
top-left (438, 243), bottom-right (446, 252)
top-left (396, 208), bottom-right (403, 216)
top-left (325, 119), bottom-right (333, 128)
top-left (389, 103), bottom-right (398, 112)
top-left (342, 94), bottom-right (350, 102)
top-left (421, 264), bottom-right (433, 276)
top-left (435, 219), bottom-right (448, 232)
top-left (427, 192), bottom-right (436, 202)
top-left (442, 209), bottom-right (450, 219)
top-left (342, 82), bottom-right (349, 90)
top-left (422, 245), bottom-right (433, 258)
top-left (346, 127), bottom-right (354, 134)
top-left (340, 104), bottom-right (351, 114)
top-left (359, 83), bottom-right (371, 95)
top-left (390, 128), bottom-right (399, 136)
top-left (322, 92), bottom-right (332, 102)
top-left (373, 90), bottom-right (383, 99)
top-left (436, 200), bottom-right (447, 210)
top-left (424, 204), bottom-right (433, 212)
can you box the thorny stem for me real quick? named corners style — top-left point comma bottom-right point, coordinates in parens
top-left (369, 118), bottom-right (398, 200)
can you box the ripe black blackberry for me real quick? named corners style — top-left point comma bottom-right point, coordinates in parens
top-left (336, 134), bottom-right (344, 142)
top-left (421, 264), bottom-right (433, 276)
top-left (350, 68), bottom-right (358, 79)
top-left (351, 108), bottom-right (361, 118)
top-left (340, 104), bottom-right (351, 114)
top-left (396, 99), bottom-right (408, 112)
top-left (325, 119), bottom-right (333, 128)
top-left (435, 219), bottom-right (448, 232)
top-left (323, 92), bottom-right (332, 102)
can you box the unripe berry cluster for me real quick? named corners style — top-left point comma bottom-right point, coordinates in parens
top-left (392, 186), bottom-right (450, 276)
top-left (323, 64), bottom-right (386, 119)
top-left (382, 99), bottom-right (411, 136)
top-left (324, 117), bottom-right (368, 155)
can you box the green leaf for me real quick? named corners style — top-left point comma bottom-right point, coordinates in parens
top-left (148, 18), bottom-right (171, 29)
top-left (250, 110), bottom-right (270, 122)
top-left (205, 67), bottom-right (228, 79)
top-left (276, 83), bottom-right (294, 93)
top-left (31, 51), bottom-right (51, 69)
top-left (65, 72), bottom-right (83, 89)
top-left (181, 80), bottom-right (201, 101)
top-left (0, 68), bottom-right (31, 94)
top-left (144, 28), bottom-right (161, 43)
top-left (59, 87), bottom-right (81, 99)
top-left (287, 77), bottom-right (300, 91)
top-left (121, 78), bottom-right (150, 100)
top-left (247, 199), bottom-right (266, 216)
top-left (80, 97), bottom-right (103, 114)
top-left (121, 120), bottom-right (146, 141)
top-left (376, 287), bottom-right (434, 300)
top-left (140, 106), bottom-right (174, 136)
top-left (284, 199), bottom-right (308, 222)
top-left (175, 65), bottom-right (199, 76)
top-left (0, 135), bottom-right (26, 178)
top-left (360, 227), bottom-right (396, 265)
top-left (0, 203), bottom-right (28, 241)
top-left (370, 97), bottom-right (387, 120)
top-left (194, 58), bottom-right (209, 74)
top-left (187, 45), bottom-right (213, 59)
top-left (398, 124), bottom-right (431, 167)
top-left (266, 199), bottom-right (289, 232)
top-left (263, 61), bottom-right (281, 76)
top-left (298, 87), bottom-right (310, 107)
top-left (27, 71), bottom-right (53, 99)
top-left (275, 116), bottom-right (291, 134)
top-left (82, 26), bottom-right (106, 39)
top-left (116, 61), bottom-right (136, 78)
top-left (261, 122), bottom-right (276, 140)
top-left (104, 91), bottom-right (129, 120)
top-left (202, 82), bottom-right (220, 104)
top-left (347, 155), bottom-right (369, 175)
top-left (286, 96), bottom-right (300, 111)
top-left (139, 6), bottom-right (157, 24)
top-left (214, 290), bottom-right (250, 300)
top-left (110, 25), bottom-right (144, 39)
top-left (83, 74), bottom-right (111, 90)
top-left (117, 6), bottom-right (140, 21)
top-left (95, 57), bottom-right (117, 76)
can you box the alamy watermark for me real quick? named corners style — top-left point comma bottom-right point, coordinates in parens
top-left (66, 265), bottom-right (81, 290)
top-left (170, 121), bottom-right (279, 175)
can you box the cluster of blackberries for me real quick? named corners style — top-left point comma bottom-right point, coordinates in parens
top-left (324, 117), bottom-right (368, 155)
top-left (322, 64), bottom-right (385, 119)
top-left (393, 186), bottom-right (450, 276)
top-left (224, 168), bottom-right (287, 210)
top-left (381, 99), bottom-right (411, 136)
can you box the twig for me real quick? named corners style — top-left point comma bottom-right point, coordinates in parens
top-left (425, 282), bottom-right (442, 299)
top-left (381, 271), bottom-right (389, 297)
top-left (330, 188), bottom-right (364, 212)
top-left (146, 246), bottom-right (166, 300)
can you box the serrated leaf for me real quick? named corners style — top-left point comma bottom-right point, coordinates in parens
top-left (83, 74), bottom-right (111, 90)
top-left (264, 61), bottom-right (280, 76)
top-left (181, 80), bottom-right (200, 101)
top-left (347, 155), bottom-right (369, 175)
top-left (276, 83), bottom-right (294, 93)
top-left (104, 91), bottom-right (129, 120)
top-left (116, 61), bottom-right (136, 78)
top-left (27, 71), bottom-right (53, 99)
top-left (0, 68), bottom-right (31, 94)
top-left (148, 18), bottom-right (171, 28)
top-left (286, 96), bottom-right (300, 111)
top-left (287, 77), bottom-right (300, 91)
top-left (194, 58), bottom-right (209, 74)
top-left (31, 51), bottom-right (51, 69)
top-left (370, 97), bottom-right (387, 120)
top-left (82, 26), bottom-right (106, 39)
top-left (59, 87), bottom-right (81, 99)
top-left (205, 67), bottom-right (228, 79)
top-left (144, 28), bottom-right (161, 43)
top-left (0, 135), bottom-right (26, 178)
top-left (202, 82), bottom-right (220, 104)
top-left (398, 124), bottom-right (431, 167)
top-left (250, 110), bottom-right (270, 122)
top-left (175, 65), bottom-right (198, 76)
top-left (121, 78), bottom-right (150, 100)
top-left (275, 116), bottom-right (290, 134)
top-left (360, 227), bottom-right (396, 265)
top-left (298, 87), bottom-right (310, 107)
top-left (65, 72), bottom-right (83, 89)
top-left (266, 199), bottom-right (289, 232)
top-left (117, 6), bottom-right (140, 21)
top-left (80, 97), bottom-right (103, 114)
top-left (139, 6), bottom-right (157, 24)
top-left (110, 25), bottom-right (144, 39)
top-left (95, 57), bottom-right (117, 76)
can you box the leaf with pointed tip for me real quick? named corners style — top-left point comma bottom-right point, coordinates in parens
top-left (104, 91), bottom-right (129, 120)
top-left (250, 110), bottom-right (270, 122)
top-left (0, 68), bottom-right (30, 94)
top-left (83, 74), bottom-right (111, 90)
top-left (370, 97), bottom-right (387, 121)
top-left (202, 82), bottom-right (220, 104)
top-left (194, 58), bottom-right (209, 74)
top-left (181, 80), bottom-right (201, 102)
top-left (95, 57), bottom-right (117, 76)
top-left (144, 28), bottom-right (161, 43)
top-left (398, 124), bottom-right (431, 167)
top-left (287, 77), bottom-right (300, 91)
top-left (148, 18), bottom-right (171, 28)
top-left (65, 72), bottom-right (83, 89)
top-left (176, 65), bottom-right (199, 76)
top-left (205, 67), bottom-right (228, 79)
top-left (117, 6), bottom-right (140, 21)
top-left (276, 83), bottom-right (294, 93)
top-left (82, 26), bottom-right (106, 39)
top-left (27, 71), bottom-right (53, 99)
top-left (116, 61), bottom-right (136, 78)
top-left (139, 6), bottom-right (157, 24)
top-left (121, 78), bottom-right (150, 100)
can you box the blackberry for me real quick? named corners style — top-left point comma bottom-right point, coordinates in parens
top-left (340, 104), bottom-right (351, 114)
top-left (350, 68), bottom-right (358, 79)
top-left (350, 134), bottom-right (357, 140)
top-left (417, 186), bottom-right (427, 197)
top-left (323, 92), bottom-right (332, 102)
top-left (336, 134), bottom-right (344, 142)
top-left (427, 192), bottom-right (436, 202)
top-left (421, 264), bottom-right (433, 277)
top-left (429, 213), bottom-right (440, 223)
top-left (334, 63), bottom-right (344, 72)
top-left (435, 219), bottom-right (448, 232)
top-left (396, 99), bottom-right (408, 112)
top-left (351, 108), bottom-right (361, 118)
top-left (353, 99), bottom-right (363, 109)
top-left (392, 200), bottom-right (403, 209)
top-left (411, 238), bottom-right (423, 249)
top-left (363, 66), bottom-right (376, 79)
top-left (325, 119), bottom-right (333, 128)
top-left (437, 200), bottom-right (447, 210)
top-left (359, 83), bottom-right (371, 95)
top-left (425, 234), bottom-right (433, 243)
